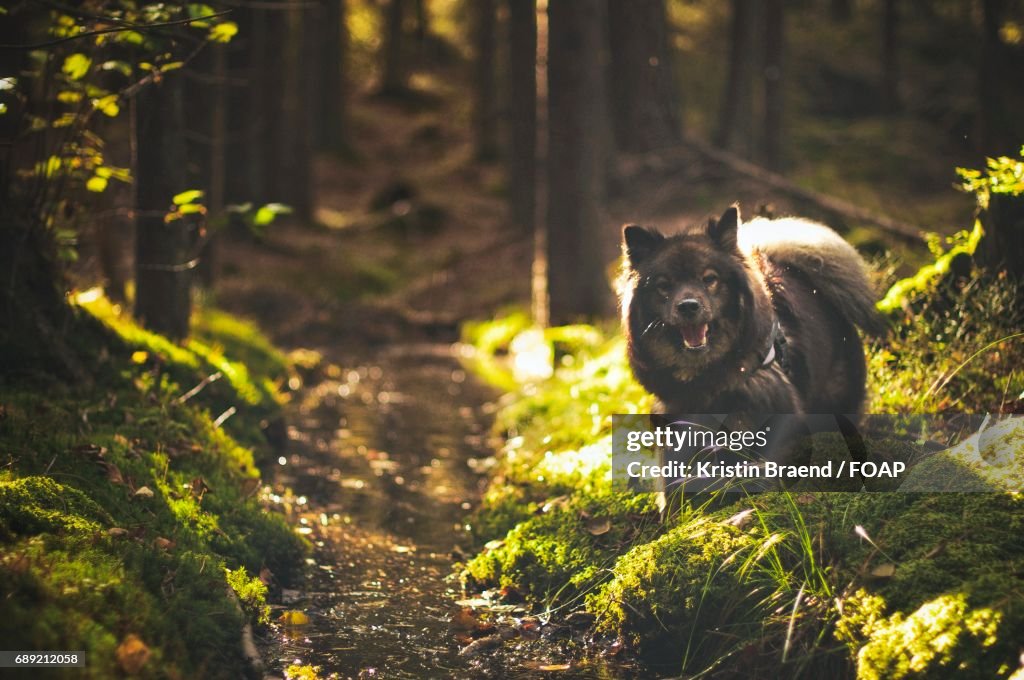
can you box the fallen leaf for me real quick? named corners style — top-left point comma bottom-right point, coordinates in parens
top-left (116, 634), bottom-right (151, 674)
top-left (538, 664), bottom-right (571, 671)
top-left (450, 607), bottom-right (479, 632)
top-left (134, 486), bottom-right (154, 498)
top-left (870, 563), bottom-right (896, 578)
top-left (585, 517), bottom-right (611, 536)
top-left (280, 610), bottom-right (310, 626)
top-left (259, 566), bottom-right (274, 586)
top-left (107, 527), bottom-right (129, 538)
top-left (102, 462), bottom-right (124, 485)
top-left (153, 537), bottom-right (175, 551)
top-left (458, 634), bottom-right (502, 657)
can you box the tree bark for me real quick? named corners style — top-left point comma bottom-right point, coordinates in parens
top-left (979, 192), bottom-right (1024, 283)
top-left (830, 0), bottom-right (852, 22)
top-left (715, 0), bottom-right (755, 156)
top-left (607, 0), bottom-right (680, 152)
top-left (473, 0), bottom-right (499, 160)
top-left (381, 0), bottom-right (407, 95)
top-left (761, 0), bottom-right (783, 170)
top-left (546, 0), bottom-right (611, 323)
top-left (978, 0), bottom-right (1009, 155)
top-left (134, 71), bottom-right (193, 341)
top-left (881, 0), bottom-right (900, 114)
top-left (507, 0), bottom-right (537, 235)
top-left (278, 0), bottom-right (314, 222)
top-left (318, 0), bottom-right (349, 152)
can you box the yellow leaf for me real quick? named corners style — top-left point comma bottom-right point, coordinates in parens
top-left (280, 610), bottom-right (310, 626)
top-left (209, 21), bottom-right (238, 43)
top-left (131, 351), bottom-right (148, 364)
top-left (94, 94), bottom-right (120, 117)
top-left (86, 176), bottom-right (108, 193)
top-left (62, 53), bottom-right (91, 81)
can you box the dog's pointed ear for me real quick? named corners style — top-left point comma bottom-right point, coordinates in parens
top-left (708, 204), bottom-right (740, 252)
top-left (622, 225), bottom-right (664, 266)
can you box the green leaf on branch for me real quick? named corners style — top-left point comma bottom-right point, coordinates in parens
top-left (94, 95), bottom-right (120, 117)
top-left (62, 54), bottom-right (92, 81)
top-left (86, 176), bottom-right (108, 193)
top-left (254, 203), bottom-right (292, 226)
top-left (209, 21), bottom-right (238, 43)
top-left (172, 189), bottom-right (204, 205)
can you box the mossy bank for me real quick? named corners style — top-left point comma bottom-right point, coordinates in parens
top-left (460, 265), bottom-right (1024, 678)
top-left (0, 293), bottom-right (304, 678)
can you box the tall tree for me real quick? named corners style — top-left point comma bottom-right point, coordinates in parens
top-left (978, 0), bottom-right (1010, 155)
top-left (473, 0), bottom-right (499, 160)
top-left (380, 0), bottom-right (408, 95)
top-left (715, 0), bottom-right (755, 156)
top-left (134, 71), bottom-right (193, 341)
top-left (507, 0), bottom-right (537, 234)
top-left (318, 0), bottom-right (350, 152)
top-left (881, 0), bottom-right (900, 114)
top-left (761, 0), bottom-right (784, 170)
top-left (607, 0), bottom-right (680, 152)
top-left (278, 0), bottom-right (314, 222)
top-left (546, 0), bottom-right (611, 322)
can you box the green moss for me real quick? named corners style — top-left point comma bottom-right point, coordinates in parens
top-left (0, 294), bottom-right (304, 678)
top-left (226, 566), bottom-right (271, 625)
top-left (464, 311), bottom-right (1024, 677)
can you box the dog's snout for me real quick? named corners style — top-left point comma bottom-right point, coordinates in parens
top-left (676, 299), bottom-right (701, 317)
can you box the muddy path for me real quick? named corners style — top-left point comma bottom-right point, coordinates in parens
top-left (260, 342), bottom-right (497, 677)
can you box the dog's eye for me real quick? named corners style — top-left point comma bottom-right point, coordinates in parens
top-left (653, 278), bottom-right (671, 297)
top-left (702, 272), bottom-right (719, 288)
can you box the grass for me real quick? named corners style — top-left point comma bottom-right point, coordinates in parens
top-left (0, 294), bottom-right (305, 678)
top-left (460, 256), bottom-right (1024, 677)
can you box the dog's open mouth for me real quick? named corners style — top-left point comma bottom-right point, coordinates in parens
top-left (680, 322), bottom-right (709, 350)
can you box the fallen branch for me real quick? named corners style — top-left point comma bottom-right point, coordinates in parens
top-left (627, 135), bottom-right (926, 243)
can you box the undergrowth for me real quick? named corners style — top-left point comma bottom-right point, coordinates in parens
top-left (0, 293), bottom-right (304, 678)
top-left (461, 262), bottom-right (1024, 677)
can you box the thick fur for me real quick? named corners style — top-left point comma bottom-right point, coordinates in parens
top-left (619, 205), bottom-right (883, 415)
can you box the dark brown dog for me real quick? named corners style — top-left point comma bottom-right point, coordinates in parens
top-left (619, 205), bottom-right (884, 416)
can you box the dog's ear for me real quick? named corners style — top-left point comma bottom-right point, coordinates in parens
top-left (708, 204), bottom-right (740, 252)
top-left (622, 225), bottom-right (665, 266)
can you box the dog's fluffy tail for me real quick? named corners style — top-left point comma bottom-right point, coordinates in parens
top-left (740, 216), bottom-right (887, 337)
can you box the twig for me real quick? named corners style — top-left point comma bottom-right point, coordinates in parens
top-left (0, 11), bottom-right (231, 50)
top-left (176, 371), bottom-right (223, 404)
top-left (213, 406), bottom-right (236, 428)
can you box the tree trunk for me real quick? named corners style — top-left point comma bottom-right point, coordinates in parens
top-left (381, 0), bottom-right (407, 95)
top-left (607, 0), bottom-right (680, 152)
top-left (507, 0), bottom-right (537, 235)
top-left (978, 0), bottom-right (1009, 155)
top-left (881, 0), bottom-right (900, 114)
top-left (761, 0), bottom-right (783, 170)
top-left (245, 6), bottom-right (271, 200)
top-left (473, 0), bottom-right (499, 160)
top-left (319, 0), bottom-right (349, 152)
top-left (278, 0), bottom-right (314, 222)
top-left (715, 0), bottom-right (755, 156)
top-left (830, 0), bottom-right (852, 22)
top-left (979, 192), bottom-right (1024, 283)
top-left (198, 44), bottom-right (227, 287)
top-left (134, 72), bottom-right (193, 341)
top-left (546, 0), bottom-right (611, 323)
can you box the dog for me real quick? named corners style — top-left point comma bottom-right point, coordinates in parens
top-left (619, 204), bottom-right (884, 417)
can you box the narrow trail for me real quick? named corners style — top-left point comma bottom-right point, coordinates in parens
top-left (261, 343), bottom-right (500, 677)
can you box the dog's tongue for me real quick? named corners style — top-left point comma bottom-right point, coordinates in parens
top-left (681, 323), bottom-right (709, 349)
